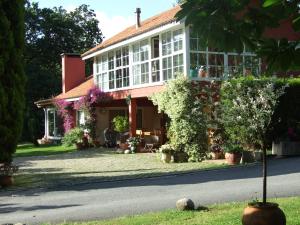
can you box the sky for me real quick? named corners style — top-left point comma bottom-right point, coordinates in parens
top-left (34, 0), bottom-right (178, 39)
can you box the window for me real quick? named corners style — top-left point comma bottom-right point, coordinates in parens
top-left (47, 109), bottom-right (63, 137)
top-left (173, 54), bottom-right (184, 77)
top-left (151, 60), bottom-right (160, 82)
top-left (189, 28), bottom-right (259, 78)
top-left (162, 31), bottom-right (172, 56)
top-left (109, 71), bottom-right (115, 89)
top-left (96, 72), bottom-right (108, 91)
top-left (151, 36), bottom-right (159, 58)
top-left (163, 56), bottom-right (172, 80)
top-left (173, 29), bottom-right (183, 52)
top-left (132, 39), bottom-right (149, 85)
top-left (76, 111), bottom-right (86, 127)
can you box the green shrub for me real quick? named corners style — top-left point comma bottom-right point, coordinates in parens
top-left (223, 143), bottom-right (243, 154)
top-left (150, 76), bottom-right (212, 162)
top-left (62, 127), bottom-right (84, 147)
top-left (112, 116), bottom-right (129, 133)
top-left (221, 76), bottom-right (285, 150)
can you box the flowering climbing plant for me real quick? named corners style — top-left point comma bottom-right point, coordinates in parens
top-left (54, 99), bottom-right (74, 132)
top-left (73, 86), bottom-right (111, 140)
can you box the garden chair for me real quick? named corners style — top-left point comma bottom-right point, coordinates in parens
top-left (143, 135), bottom-right (160, 152)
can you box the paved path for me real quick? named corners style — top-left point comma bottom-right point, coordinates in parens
top-left (1, 157), bottom-right (300, 225)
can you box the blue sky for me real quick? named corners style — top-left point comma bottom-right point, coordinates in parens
top-left (33, 0), bottom-right (177, 39)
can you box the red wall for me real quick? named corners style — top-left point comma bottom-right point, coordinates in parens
top-left (61, 53), bottom-right (85, 93)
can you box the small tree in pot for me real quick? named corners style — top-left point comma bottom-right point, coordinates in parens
top-left (221, 77), bottom-right (286, 225)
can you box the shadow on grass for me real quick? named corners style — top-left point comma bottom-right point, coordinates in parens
top-left (1, 157), bottom-right (300, 198)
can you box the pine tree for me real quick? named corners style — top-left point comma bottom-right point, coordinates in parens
top-left (0, 0), bottom-right (25, 163)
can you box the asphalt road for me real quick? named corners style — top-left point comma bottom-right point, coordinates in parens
top-left (1, 157), bottom-right (300, 225)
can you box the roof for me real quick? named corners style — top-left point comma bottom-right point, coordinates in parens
top-left (82, 5), bottom-right (181, 58)
top-left (55, 76), bottom-right (94, 100)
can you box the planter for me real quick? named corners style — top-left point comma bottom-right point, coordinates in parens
top-left (130, 146), bottom-right (137, 153)
top-left (174, 151), bottom-right (188, 163)
top-left (272, 141), bottom-right (300, 156)
top-left (161, 152), bottom-right (172, 163)
top-left (211, 151), bottom-right (224, 160)
top-left (225, 152), bottom-right (242, 165)
top-left (242, 202), bottom-right (286, 225)
top-left (0, 175), bottom-right (14, 188)
top-left (119, 143), bottom-right (129, 150)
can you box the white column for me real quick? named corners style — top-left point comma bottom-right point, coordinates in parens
top-left (184, 25), bottom-right (190, 78)
top-left (44, 108), bottom-right (48, 139)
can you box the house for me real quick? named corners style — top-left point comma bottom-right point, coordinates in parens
top-left (35, 5), bottom-right (299, 144)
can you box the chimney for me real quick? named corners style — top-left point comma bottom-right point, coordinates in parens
top-left (61, 53), bottom-right (85, 93)
top-left (135, 8), bottom-right (141, 29)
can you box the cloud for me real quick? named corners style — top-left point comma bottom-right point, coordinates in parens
top-left (96, 11), bottom-right (134, 40)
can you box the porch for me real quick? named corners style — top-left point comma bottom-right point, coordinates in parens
top-left (95, 97), bottom-right (167, 145)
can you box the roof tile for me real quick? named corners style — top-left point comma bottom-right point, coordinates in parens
top-left (82, 5), bottom-right (181, 57)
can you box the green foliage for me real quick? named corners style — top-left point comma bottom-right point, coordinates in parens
top-left (22, 2), bottom-right (103, 142)
top-left (62, 127), bottom-right (84, 147)
top-left (223, 143), bottom-right (243, 154)
top-left (150, 76), bottom-right (210, 162)
top-left (159, 144), bottom-right (175, 154)
top-left (221, 76), bottom-right (286, 150)
top-left (112, 116), bottom-right (129, 133)
top-left (176, 0), bottom-right (300, 72)
top-left (0, 0), bottom-right (25, 163)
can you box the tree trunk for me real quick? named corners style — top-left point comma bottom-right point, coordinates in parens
top-left (263, 148), bottom-right (267, 204)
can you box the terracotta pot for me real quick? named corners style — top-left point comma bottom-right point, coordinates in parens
top-left (0, 176), bottom-right (14, 188)
top-left (119, 143), bottom-right (129, 150)
top-left (161, 153), bottom-right (172, 163)
top-left (211, 151), bottom-right (224, 160)
top-left (225, 152), bottom-right (242, 165)
top-left (242, 202), bottom-right (286, 225)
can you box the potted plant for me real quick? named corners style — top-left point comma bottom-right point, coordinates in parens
top-left (0, 164), bottom-right (18, 188)
top-left (223, 143), bottom-right (243, 165)
top-left (127, 136), bottom-right (141, 153)
top-left (159, 144), bottom-right (174, 163)
top-left (112, 116), bottom-right (129, 149)
top-left (210, 144), bottom-right (224, 160)
top-left (62, 127), bottom-right (85, 150)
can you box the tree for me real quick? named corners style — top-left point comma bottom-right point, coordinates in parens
top-left (176, 0), bottom-right (300, 72)
top-left (23, 2), bottom-right (103, 143)
top-left (0, 0), bottom-right (25, 163)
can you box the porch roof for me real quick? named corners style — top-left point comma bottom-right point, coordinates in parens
top-left (81, 5), bottom-right (181, 58)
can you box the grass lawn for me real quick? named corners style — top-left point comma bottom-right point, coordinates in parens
top-left (15, 143), bottom-right (76, 157)
top-left (44, 197), bottom-right (300, 225)
top-left (10, 144), bottom-right (229, 190)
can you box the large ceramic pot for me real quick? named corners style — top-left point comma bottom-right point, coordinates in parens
top-left (225, 152), bottom-right (242, 165)
top-left (242, 202), bottom-right (286, 225)
top-left (161, 152), bottom-right (172, 163)
top-left (0, 175), bottom-right (14, 188)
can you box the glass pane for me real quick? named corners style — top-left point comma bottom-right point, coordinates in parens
top-left (109, 71), bottom-right (115, 89)
top-left (141, 63), bottom-right (149, 84)
top-left (48, 110), bottom-right (55, 136)
top-left (123, 68), bottom-right (129, 87)
top-left (151, 60), bottom-right (160, 82)
top-left (108, 52), bottom-right (114, 70)
top-left (116, 69), bottom-right (122, 88)
top-left (116, 50), bottom-right (122, 67)
top-left (133, 65), bottom-right (141, 85)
